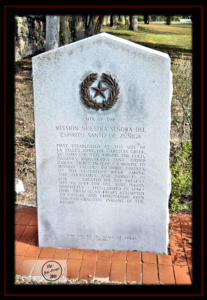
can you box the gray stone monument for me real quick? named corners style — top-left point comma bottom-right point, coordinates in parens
top-left (32, 33), bottom-right (172, 254)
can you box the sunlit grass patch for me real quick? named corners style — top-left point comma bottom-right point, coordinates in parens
top-left (102, 23), bottom-right (192, 52)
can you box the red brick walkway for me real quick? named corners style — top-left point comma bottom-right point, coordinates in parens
top-left (15, 208), bottom-right (192, 284)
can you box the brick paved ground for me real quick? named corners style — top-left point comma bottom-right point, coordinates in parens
top-left (15, 208), bottom-right (192, 284)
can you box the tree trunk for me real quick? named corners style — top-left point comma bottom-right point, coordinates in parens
top-left (69, 16), bottom-right (84, 41)
top-left (83, 15), bottom-right (104, 37)
top-left (46, 16), bottom-right (60, 50)
top-left (112, 15), bottom-right (119, 28)
top-left (132, 16), bottom-right (138, 31)
top-left (129, 16), bottom-right (133, 30)
top-left (110, 15), bottom-right (113, 27)
top-left (129, 16), bottom-right (138, 31)
top-left (46, 15), bottom-right (104, 48)
top-left (103, 15), bottom-right (110, 26)
top-left (125, 16), bottom-right (130, 28)
top-left (59, 16), bottom-right (71, 46)
top-left (107, 15), bottom-right (110, 25)
top-left (93, 15), bottom-right (104, 34)
top-left (144, 15), bottom-right (149, 24)
top-left (118, 15), bottom-right (125, 25)
top-left (166, 16), bottom-right (171, 25)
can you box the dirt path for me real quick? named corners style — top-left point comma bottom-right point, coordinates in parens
top-left (15, 57), bottom-right (36, 207)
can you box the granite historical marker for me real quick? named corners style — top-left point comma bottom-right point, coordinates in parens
top-left (32, 33), bottom-right (172, 253)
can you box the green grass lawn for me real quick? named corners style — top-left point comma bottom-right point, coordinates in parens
top-left (101, 23), bottom-right (192, 53)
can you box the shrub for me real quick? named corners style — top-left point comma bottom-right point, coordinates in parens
top-left (138, 16), bottom-right (144, 22)
top-left (171, 57), bottom-right (192, 145)
top-left (169, 55), bottom-right (192, 212)
top-left (169, 142), bottom-right (192, 212)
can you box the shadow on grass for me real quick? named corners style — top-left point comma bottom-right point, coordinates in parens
top-left (105, 31), bottom-right (192, 58)
top-left (138, 26), bottom-right (184, 35)
top-left (109, 32), bottom-right (134, 37)
top-left (133, 41), bottom-right (192, 55)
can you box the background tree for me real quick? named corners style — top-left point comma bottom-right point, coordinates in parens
top-left (102, 16), bottom-right (109, 26)
top-left (47, 15), bottom-right (104, 49)
top-left (112, 15), bottom-right (119, 28)
top-left (118, 15), bottom-right (125, 27)
top-left (144, 15), bottom-right (149, 24)
top-left (129, 16), bottom-right (138, 31)
top-left (83, 15), bottom-right (104, 37)
top-left (129, 16), bottom-right (133, 30)
top-left (166, 16), bottom-right (172, 25)
top-left (125, 16), bottom-right (130, 28)
top-left (46, 16), bottom-right (60, 50)
top-left (59, 16), bottom-right (71, 46)
top-left (69, 16), bottom-right (84, 41)
top-left (110, 15), bottom-right (113, 27)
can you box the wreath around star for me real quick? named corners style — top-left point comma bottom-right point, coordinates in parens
top-left (81, 73), bottom-right (120, 110)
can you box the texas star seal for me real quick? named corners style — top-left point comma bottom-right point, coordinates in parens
top-left (81, 73), bottom-right (119, 110)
